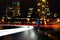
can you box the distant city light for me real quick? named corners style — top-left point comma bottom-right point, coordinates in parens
top-left (40, 18), bottom-right (44, 20)
top-left (37, 9), bottom-right (40, 12)
top-left (37, 3), bottom-right (41, 6)
top-left (42, 0), bottom-right (46, 2)
top-left (42, 11), bottom-right (45, 14)
top-left (46, 8), bottom-right (49, 11)
top-left (47, 19), bottom-right (50, 22)
top-left (46, 13), bottom-right (50, 15)
top-left (17, 2), bottom-right (20, 5)
top-left (9, 7), bottom-right (12, 10)
top-left (44, 21), bottom-right (46, 25)
top-left (7, 17), bottom-right (11, 19)
top-left (27, 15), bottom-right (31, 17)
top-left (2, 17), bottom-right (4, 19)
top-left (29, 8), bottom-right (34, 11)
top-left (1, 19), bottom-right (4, 22)
top-left (32, 21), bottom-right (36, 24)
top-left (40, 21), bottom-right (42, 24)
top-left (57, 18), bottom-right (60, 22)
top-left (27, 18), bottom-right (30, 21)
top-left (42, 5), bottom-right (45, 8)
top-left (54, 13), bottom-right (57, 17)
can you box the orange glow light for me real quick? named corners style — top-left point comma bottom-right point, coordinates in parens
top-left (2, 19), bottom-right (4, 22)
top-left (57, 18), bottom-right (60, 22)
top-left (27, 18), bottom-right (30, 21)
top-left (32, 21), bottom-right (36, 24)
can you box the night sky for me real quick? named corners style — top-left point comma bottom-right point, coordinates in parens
top-left (48, 0), bottom-right (60, 13)
top-left (0, 0), bottom-right (60, 17)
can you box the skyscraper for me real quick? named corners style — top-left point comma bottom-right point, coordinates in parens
top-left (5, 1), bottom-right (21, 17)
top-left (36, 0), bottom-right (51, 24)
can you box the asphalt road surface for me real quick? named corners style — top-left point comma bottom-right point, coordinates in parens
top-left (0, 27), bottom-right (60, 40)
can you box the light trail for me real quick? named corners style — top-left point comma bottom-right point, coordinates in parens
top-left (0, 25), bottom-right (33, 37)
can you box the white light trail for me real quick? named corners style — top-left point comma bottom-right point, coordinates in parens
top-left (0, 25), bottom-right (33, 37)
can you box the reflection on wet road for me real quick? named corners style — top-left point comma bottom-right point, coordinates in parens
top-left (0, 27), bottom-right (60, 40)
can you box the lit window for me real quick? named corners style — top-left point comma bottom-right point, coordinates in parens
top-left (32, 21), bottom-right (36, 24)
top-left (29, 8), bottom-right (34, 11)
top-left (37, 9), bottom-right (40, 12)
top-left (46, 6), bottom-right (48, 7)
top-left (27, 15), bottom-right (31, 17)
top-left (42, 11), bottom-right (45, 14)
top-left (27, 18), bottom-right (30, 21)
top-left (28, 13), bottom-right (32, 14)
top-left (1, 19), bottom-right (4, 22)
top-left (47, 19), bottom-right (50, 22)
top-left (42, 5), bottom-right (45, 8)
top-left (17, 2), bottom-right (20, 5)
top-left (40, 21), bottom-right (42, 24)
top-left (2, 17), bottom-right (4, 19)
top-left (46, 13), bottom-right (50, 16)
top-left (57, 18), bottom-right (60, 22)
top-left (17, 10), bottom-right (20, 13)
top-left (46, 8), bottom-right (49, 11)
top-left (54, 13), bottom-right (57, 17)
top-left (37, 3), bottom-right (41, 6)
top-left (44, 21), bottom-right (46, 25)
top-left (42, 0), bottom-right (46, 2)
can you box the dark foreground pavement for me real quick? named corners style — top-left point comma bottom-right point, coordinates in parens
top-left (0, 26), bottom-right (60, 40)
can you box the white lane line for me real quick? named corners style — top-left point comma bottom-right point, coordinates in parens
top-left (0, 26), bottom-right (33, 37)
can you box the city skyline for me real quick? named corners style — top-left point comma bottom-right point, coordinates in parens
top-left (0, 0), bottom-right (60, 17)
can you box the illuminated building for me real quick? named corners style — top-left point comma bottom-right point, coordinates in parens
top-left (5, 1), bottom-right (21, 23)
top-left (14, 2), bottom-right (21, 16)
top-left (6, 1), bottom-right (21, 17)
top-left (27, 8), bottom-right (34, 18)
top-left (36, 0), bottom-right (51, 24)
top-left (27, 8), bottom-right (34, 24)
top-left (6, 7), bottom-right (13, 17)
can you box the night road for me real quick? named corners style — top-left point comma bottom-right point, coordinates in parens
top-left (0, 0), bottom-right (60, 40)
top-left (0, 25), bottom-right (60, 40)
